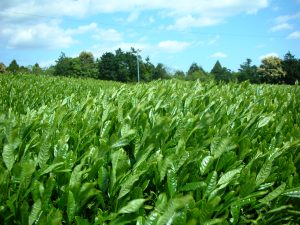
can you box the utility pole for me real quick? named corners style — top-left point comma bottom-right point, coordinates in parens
top-left (136, 49), bottom-right (141, 83)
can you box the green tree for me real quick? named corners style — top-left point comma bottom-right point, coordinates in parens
top-left (78, 51), bottom-right (97, 78)
top-left (258, 56), bottom-right (286, 84)
top-left (174, 70), bottom-right (185, 80)
top-left (98, 52), bottom-right (118, 81)
top-left (54, 53), bottom-right (80, 77)
top-left (211, 60), bottom-right (231, 82)
top-left (32, 63), bottom-right (43, 75)
top-left (141, 56), bottom-right (155, 81)
top-left (7, 59), bottom-right (19, 74)
top-left (282, 51), bottom-right (300, 84)
top-left (0, 63), bottom-right (6, 73)
top-left (153, 63), bottom-right (168, 80)
top-left (187, 63), bottom-right (208, 81)
top-left (238, 58), bottom-right (259, 83)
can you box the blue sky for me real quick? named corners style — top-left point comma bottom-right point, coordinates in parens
top-left (0, 0), bottom-right (300, 72)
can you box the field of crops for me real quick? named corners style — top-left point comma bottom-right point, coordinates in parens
top-left (0, 74), bottom-right (300, 225)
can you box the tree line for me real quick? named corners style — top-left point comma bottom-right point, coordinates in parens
top-left (1, 48), bottom-right (299, 84)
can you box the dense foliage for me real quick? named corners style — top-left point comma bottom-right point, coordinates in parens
top-left (0, 74), bottom-right (300, 225)
top-left (2, 50), bottom-right (300, 85)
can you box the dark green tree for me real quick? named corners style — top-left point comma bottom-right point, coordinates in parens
top-left (141, 56), bottom-right (155, 81)
top-left (238, 58), bottom-right (259, 83)
top-left (153, 63), bottom-right (168, 80)
top-left (187, 63), bottom-right (208, 81)
top-left (174, 70), bottom-right (185, 80)
top-left (54, 53), bottom-right (74, 76)
top-left (98, 52), bottom-right (118, 80)
top-left (282, 51), bottom-right (300, 84)
top-left (7, 59), bottom-right (19, 74)
top-left (211, 60), bottom-right (231, 82)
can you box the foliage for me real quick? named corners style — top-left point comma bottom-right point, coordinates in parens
top-left (282, 51), bottom-right (300, 85)
top-left (7, 59), bottom-right (20, 74)
top-left (211, 60), bottom-right (232, 82)
top-left (238, 59), bottom-right (259, 83)
top-left (258, 56), bottom-right (286, 84)
top-left (187, 63), bottom-right (212, 81)
top-left (0, 74), bottom-right (300, 224)
top-left (0, 63), bottom-right (6, 73)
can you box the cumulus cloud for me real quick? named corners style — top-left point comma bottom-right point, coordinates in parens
top-left (1, 22), bottom-right (76, 49)
top-left (0, 0), bottom-right (270, 27)
top-left (0, 0), bottom-right (270, 49)
top-left (167, 15), bottom-right (221, 30)
top-left (270, 23), bottom-right (293, 32)
top-left (210, 52), bottom-right (227, 58)
top-left (287, 31), bottom-right (300, 39)
top-left (158, 40), bottom-right (191, 52)
top-left (259, 52), bottom-right (279, 60)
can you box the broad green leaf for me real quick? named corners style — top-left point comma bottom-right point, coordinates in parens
top-left (205, 171), bottom-right (218, 197)
top-left (39, 162), bottom-right (64, 176)
top-left (210, 137), bottom-right (237, 159)
top-left (259, 183), bottom-right (286, 204)
top-left (111, 129), bottom-right (136, 148)
top-left (257, 115), bottom-right (273, 128)
top-left (29, 199), bottom-right (42, 225)
top-left (167, 167), bottom-right (177, 198)
top-left (67, 191), bottom-right (76, 223)
top-left (2, 144), bottom-right (15, 171)
top-left (230, 205), bottom-right (240, 225)
top-left (118, 199), bottom-right (146, 214)
top-left (256, 160), bottom-right (272, 186)
top-left (111, 148), bottom-right (130, 188)
top-left (217, 167), bottom-right (242, 186)
top-left (157, 195), bottom-right (194, 225)
top-left (47, 208), bottom-right (62, 225)
top-left (281, 186), bottom-right (300, 198)
top-left (118, 167), bottom-right (147, 199)
top-left (200, 156), bottom-right (214, 175)
top-left (98, 166), bottom-right (109, 192)
top-left (38, 137), bottom-right (51, 168)
top-left (180, 182), bottom-right (206, 192)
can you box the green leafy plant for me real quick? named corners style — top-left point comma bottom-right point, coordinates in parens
top-left (0, 74), bottom-right (299, 224)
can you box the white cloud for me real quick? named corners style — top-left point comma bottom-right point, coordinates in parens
top-left (66, 23), bottom-right (98, 35)
top-left (275, 12), bottom-right (300, 23)
top-left (270, 23), bottom-right (293, 32)
top-left (92, 28), bottom-right (123, 42)
top-left (210, 52), bottom-right (227, 58)
top-left (158, 40), bottom-right (190, 52)
top-left (0, 0), bottom-right (270, 28)
top-left (1, 21), bottom-right (75, 49)
top-left (259, 52), bottom-right (279, 60)
top-left (287, 31), bottom-right (300, 39)
top-left (0, 0), bottom-right (271, 50)
top-left (167, 15), bottom-right (221, 30)
top-left (90, 41), bottom-right (150, 59)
